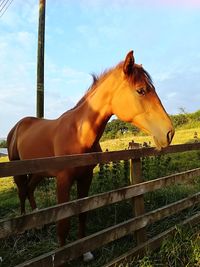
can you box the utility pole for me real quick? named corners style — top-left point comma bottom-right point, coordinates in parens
top-left (36, 0), bottom-right (46, 118)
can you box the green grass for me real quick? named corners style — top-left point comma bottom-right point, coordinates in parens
top-left (133, 225), bottom-right (200, 267)
top-left (100, 127), bottom-right (200, 151)
top-left (0, 126), bottom-right (200, 266)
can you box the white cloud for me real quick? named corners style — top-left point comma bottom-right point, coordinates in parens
top-left (1, 1), bottom-right (38, 29)
top-left (167, 92), bottom-right (177, 98)
top-left (45, 61), bottom-right (92, 104)
top-left (16, 31), bottom-right (35, 50)
top-left (156, 68), bottom-right (200, 115)
top-left (0, 2), bottom-right (39, 137)
top-left (154, 71), bottom-right (173, 82)
top-left (62, 66), bottom-right (90, 80)
top-left (79, 0), bottom-right (200, 8)
top-left (1, 0), bottom-right (200, 138)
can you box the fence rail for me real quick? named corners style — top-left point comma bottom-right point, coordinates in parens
top-left (1, 143), bottom-right (200, 266)
top-left (103, 212), bottom-right (200, 267)
top-left (1, 143), bottom-right (200, 178)
top-left (15, 193), bottom-right (200, 267)
top-left (1, 167), bottom-right (200, 239)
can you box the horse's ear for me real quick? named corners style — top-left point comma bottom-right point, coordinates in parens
top-left (123, 50), bottom-right (135, 76)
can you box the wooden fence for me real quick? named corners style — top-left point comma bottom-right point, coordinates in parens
top-left (1, 143), bottom-right (200, 266)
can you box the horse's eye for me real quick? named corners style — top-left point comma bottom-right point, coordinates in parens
top-left (137, 88), bottom-right (146, 95)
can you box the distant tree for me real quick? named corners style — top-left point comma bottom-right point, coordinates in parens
top-left (102, 119), bottom-right (140, 140)
top-left (170, 114), bottom-right (189, 128)
top-left (189, 110), bottom-right (200, 122)
top-left (179, 107), bottom-right (187, 114)
top-left (170, 107), bottom-right (189, 128)
top-left (0, 140), bottom-right (7, 148)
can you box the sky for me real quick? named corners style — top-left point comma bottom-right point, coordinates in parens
top-left (0, 0), bottom-right (200, 138)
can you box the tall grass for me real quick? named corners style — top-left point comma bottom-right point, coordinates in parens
top-left (135, 225), bottom-right (200, 267)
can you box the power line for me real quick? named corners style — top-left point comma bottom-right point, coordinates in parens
top-left (0, 0), bottom-right (7, 8)
top-left (0, 0), bottom-right (14, 16)
top-left (0, 0), bottom-right (14, 18)
top-left (0, 0), bottom-right (10, 12)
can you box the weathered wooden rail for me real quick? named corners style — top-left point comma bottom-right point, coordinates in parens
top-left (1, 143), bottom-right (200, 266)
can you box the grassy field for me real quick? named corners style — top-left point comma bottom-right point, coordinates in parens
top-left (101, 127), bottom-right (200, 151)
top-left (0, 126), bottom-right (200, 266)
top-left (1, 126), bottom-right (199, 202)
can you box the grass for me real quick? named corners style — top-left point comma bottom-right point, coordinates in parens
top-left (134, 225), bottom-right (200, 267)
top-left (0, 126), bottom-right (200, 266)
top-left (100, 127), bottom-right (200, 151)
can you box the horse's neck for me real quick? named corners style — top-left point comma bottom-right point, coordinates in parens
top-left (74, 70), bottom-right (120, 149)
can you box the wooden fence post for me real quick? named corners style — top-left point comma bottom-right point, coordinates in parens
top-left (36, 0), bottom-right (46, 118)
top-left (130, 158), bottom-right (147, 244)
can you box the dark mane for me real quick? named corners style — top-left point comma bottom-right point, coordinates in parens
top-left (130, 64), bottom-right (153, 85)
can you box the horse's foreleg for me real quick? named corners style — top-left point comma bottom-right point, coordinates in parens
top-left (14, 175), bottom-right (28, 214)
top-left (56, 172), bottom-right (74, 246)
top-left (77, 167), bottom-right (93, 238)
top-left (27, 175), bottom-right (43, 211)
top-left (77, 167), bottom-right (94, 262)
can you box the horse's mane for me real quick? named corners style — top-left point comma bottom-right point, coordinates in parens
top-left (131, 64), bottom-right (153, 85)
top-left (70, 61), bottom-right (153, 111)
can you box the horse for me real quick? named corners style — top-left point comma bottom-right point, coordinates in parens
top-left (7, 51), bottom-right (174, 261)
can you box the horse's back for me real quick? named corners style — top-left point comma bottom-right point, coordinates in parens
top-left (7, 116), bottom-right (55, 160)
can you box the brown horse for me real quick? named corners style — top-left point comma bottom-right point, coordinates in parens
top-left (7, 51), bottom-right (174, 260)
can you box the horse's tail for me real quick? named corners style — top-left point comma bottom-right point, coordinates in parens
top-left (7, 122), bottom-right (21, 161)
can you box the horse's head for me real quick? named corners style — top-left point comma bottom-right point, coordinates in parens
top-left (111, 51), bottom-right (174, 149)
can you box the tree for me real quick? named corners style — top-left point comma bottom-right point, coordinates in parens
top-left (0, 140), bottom-right (7, 148)
top-left (102, 119), bottom-right (140, 140)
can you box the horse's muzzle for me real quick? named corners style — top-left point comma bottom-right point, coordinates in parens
top-left (167, 129), bottom-right (175, 145)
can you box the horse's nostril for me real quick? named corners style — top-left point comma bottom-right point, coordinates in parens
top-left (167, 130), bottom-right (174, 144)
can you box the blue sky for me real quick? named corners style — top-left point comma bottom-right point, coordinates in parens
top-left (1, 0), bottom-right (200, 137)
